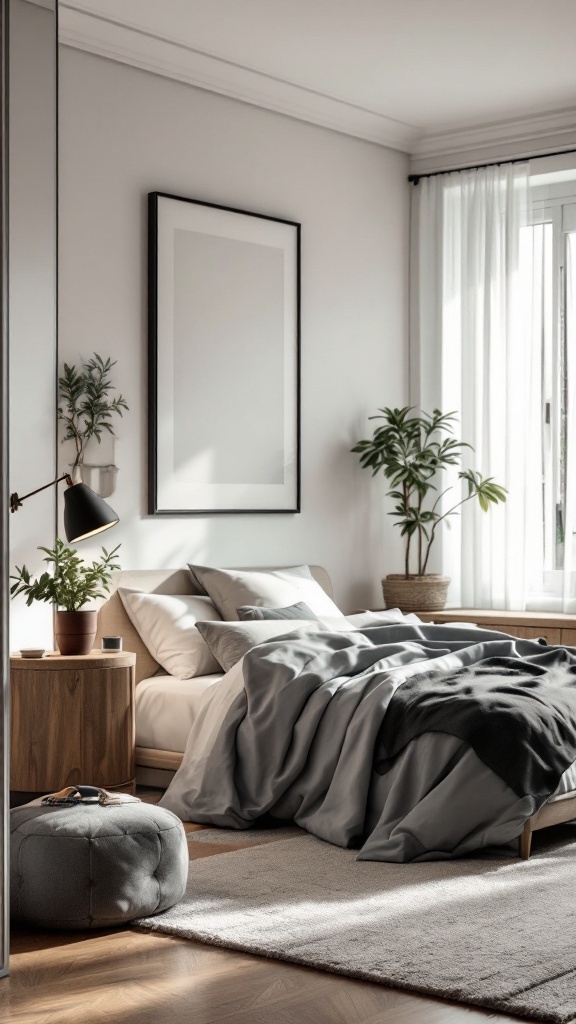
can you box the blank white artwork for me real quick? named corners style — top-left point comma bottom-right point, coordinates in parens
top-left (172, 229), bottom-right (285, 485)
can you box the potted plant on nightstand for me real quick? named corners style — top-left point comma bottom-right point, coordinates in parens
top-left (352, 407), bottom-right (506, 612)
top-left (10, 538), bottom-right (121, 655)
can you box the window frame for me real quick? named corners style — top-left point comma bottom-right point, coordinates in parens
top-left (525, 179), bottom-right (576, 609)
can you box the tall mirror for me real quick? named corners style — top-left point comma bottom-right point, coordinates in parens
top-left (1, 0), bottom-right (58, 974)
top-left (0, 0), bottom-right (7, 982)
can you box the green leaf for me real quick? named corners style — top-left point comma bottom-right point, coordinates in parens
top-left (10, 539), bottom-right (122, 609)
top-left (58, 352), bottom-right (129, 450)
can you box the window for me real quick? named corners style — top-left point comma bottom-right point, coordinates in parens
top-left (523, 176), bottom-right (576, 607)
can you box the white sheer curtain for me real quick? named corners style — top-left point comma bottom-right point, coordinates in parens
top-left (563, 232), bottom-right (576, 611)
top-left (410, 163), bottom-right (540, 610)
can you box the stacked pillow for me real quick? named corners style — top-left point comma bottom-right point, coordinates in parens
top-left (118, 590), bottom-right (223, 678)
top-left (118, 564), bottom-right (347, 678)
top-left (187, 564), bottom-right (346, 621)
top-left (119, 565), bottom-right (420, 679)
top-left (236, 601), bottom-right (318, 621)
top-left (195, 619), bottom-right (347, 673)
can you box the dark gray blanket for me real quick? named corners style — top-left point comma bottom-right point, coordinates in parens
top-left (375, 647), bottom-right (576, 800)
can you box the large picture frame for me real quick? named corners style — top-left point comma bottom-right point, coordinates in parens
top-left (148, 192), bottom-right (301, 515)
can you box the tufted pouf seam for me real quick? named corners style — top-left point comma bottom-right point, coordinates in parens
top-left (10, 801), bottom-right (189, 930)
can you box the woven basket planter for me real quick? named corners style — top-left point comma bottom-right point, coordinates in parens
top-left (381, 574), bottom-right (450, 613)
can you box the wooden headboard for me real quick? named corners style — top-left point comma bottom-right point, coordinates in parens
top-left (96, 565), bottom-right (334, 684)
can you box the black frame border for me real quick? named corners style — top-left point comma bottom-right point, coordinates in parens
top-left (148, 191), bottom-right (301, 516)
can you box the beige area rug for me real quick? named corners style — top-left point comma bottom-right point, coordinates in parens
top-left (186, 826), bottom-right (302, 845)
top-left (137, 830), bottom-right (576, 1023)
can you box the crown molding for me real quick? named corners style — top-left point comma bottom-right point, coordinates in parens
top-left (58, 3), bottom-right (421, 152)
top-left (58, 2), bottom-right (576, 168)
top-left (410, 107), bottom-right (576, 174)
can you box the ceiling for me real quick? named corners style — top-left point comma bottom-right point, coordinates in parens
top-left (58, 0), bottom-right (576, 163)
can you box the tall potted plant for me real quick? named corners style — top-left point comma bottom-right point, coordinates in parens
top-left (10, 538), bottom-right (121, 655)
top-left (352, 407), bottom-right (506, 611)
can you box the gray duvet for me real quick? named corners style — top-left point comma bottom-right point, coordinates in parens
top-left (160, 625), bottom-right (576, 861)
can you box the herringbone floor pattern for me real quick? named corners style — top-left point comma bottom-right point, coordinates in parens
top-left (1, 790), bottom-right (527, 1024)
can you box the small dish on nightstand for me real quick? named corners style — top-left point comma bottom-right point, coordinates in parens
top-left (19, 649), bottom-right (45, 659)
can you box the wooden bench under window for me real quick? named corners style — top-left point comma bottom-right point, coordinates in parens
top-left (415, 608), bottom-right (576, 647)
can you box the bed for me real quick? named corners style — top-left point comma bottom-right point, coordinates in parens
top-left (95, 566), bottom-right (576, 860)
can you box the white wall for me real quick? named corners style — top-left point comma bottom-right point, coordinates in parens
top-left (9, 0), bottom-right (57, 650)
top-left (58, 48), bottom-right (409, 612)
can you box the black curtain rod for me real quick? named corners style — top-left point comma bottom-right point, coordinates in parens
top-left (408, 145), bottom-right (576, 184)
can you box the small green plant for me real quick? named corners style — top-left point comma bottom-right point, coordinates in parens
top-left (58, 353), bottom-right (128, 470)
top-left (10, 538), bottom-right (121, 611)
top-left (352, 406), bottom-right (507, 577)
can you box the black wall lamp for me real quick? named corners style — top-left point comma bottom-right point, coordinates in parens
top-left (10, 473), bottom-right (119, 543)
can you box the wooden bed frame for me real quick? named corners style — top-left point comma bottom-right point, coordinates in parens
top-left (96, 573), bottom-right (576, 858)
top-left (519, 791), bottom-right (576, 857)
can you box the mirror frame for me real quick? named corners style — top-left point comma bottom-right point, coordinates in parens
top-left (2, 0), bottom-right (59, 974)
top-left (1, 0), bottom-right (9, 981)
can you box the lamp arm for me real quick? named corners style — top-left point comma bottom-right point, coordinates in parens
top-left (10, 473), bottom-right (73, 513)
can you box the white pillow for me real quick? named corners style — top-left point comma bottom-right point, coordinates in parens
top-left (187, 564), bottom-right (345, 622)
top-left (346, 609), bottom-right (422, 627)
top-left (118, 589), bottom-right (222, 678)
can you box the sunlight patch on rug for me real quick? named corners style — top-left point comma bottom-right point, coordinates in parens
top-left (137, 833), bottom-right (576, 1023)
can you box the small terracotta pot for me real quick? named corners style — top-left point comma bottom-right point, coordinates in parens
top-left (381, 574), bottom-right (451, 613)
top-left (54, 609), bottom-right (97, 656)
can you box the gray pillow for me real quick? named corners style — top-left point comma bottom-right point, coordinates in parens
top-left (187, 564), bottom-right (345, 622)
top-left (195, 620), bottom-right (327, 673)
top-left (237, 601), bottom-right (318, 622)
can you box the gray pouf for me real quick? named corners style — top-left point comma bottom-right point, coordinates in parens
top-left (11, 800), bottom-right (189, 929)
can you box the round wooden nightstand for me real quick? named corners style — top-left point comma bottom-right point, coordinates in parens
top-left (10, 650), bottom-right (136, 796)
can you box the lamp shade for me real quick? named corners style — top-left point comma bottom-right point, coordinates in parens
top-left (63, 482), bottom-right (119, 543)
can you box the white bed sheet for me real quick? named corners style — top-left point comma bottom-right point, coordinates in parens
top-left (556, 759), bottom-right (576, 796)
top-left (135, 673), bottom-right (224, 752)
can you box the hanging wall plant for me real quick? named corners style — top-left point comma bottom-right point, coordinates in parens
top-left (58, 353), bottom-right (128, 475)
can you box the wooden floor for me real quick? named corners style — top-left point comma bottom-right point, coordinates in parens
top-left (1, 790), bottom-right (528, 1024)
